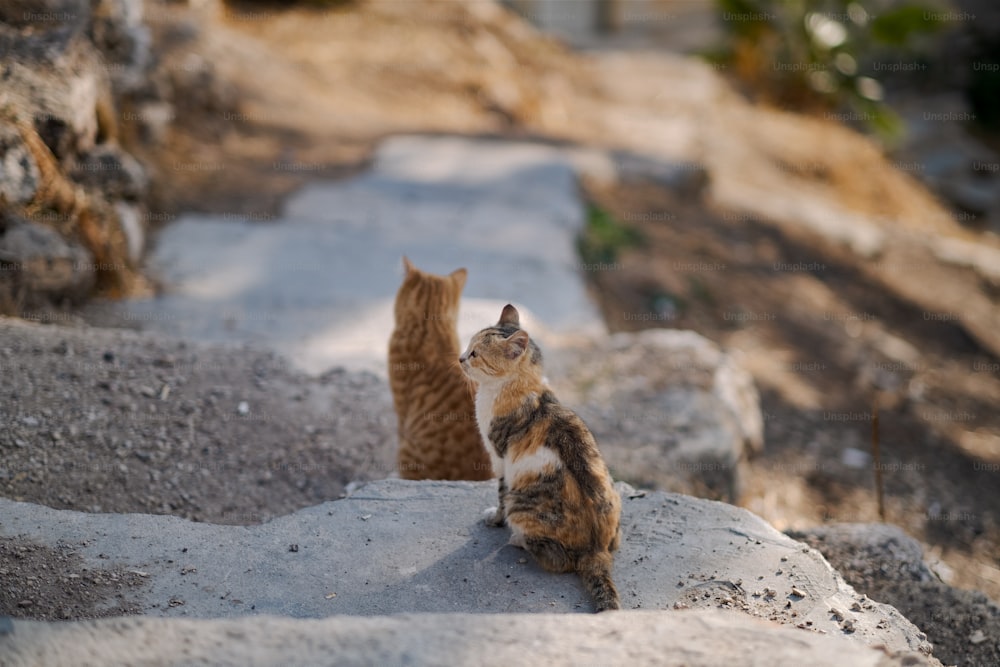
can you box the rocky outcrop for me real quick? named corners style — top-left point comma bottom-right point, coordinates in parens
top-left (0, 609), bottom-right (936, 667)
top-left (0, 0), bottom-right (156, 311)
top-left (548, 329), bottom-right (763, 502)
top-left (0, 479), bottom-right (935, 659)
top-left (791, 523), bottom-right (1000, 667)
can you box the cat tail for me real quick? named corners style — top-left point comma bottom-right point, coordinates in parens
top-left (578, 551), bottom-right (620, 612)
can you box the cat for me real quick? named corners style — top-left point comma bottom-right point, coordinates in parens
top-left (388, 256), bottom-right (493, 481)
top-left (460, 304), bottom-right (622, 612)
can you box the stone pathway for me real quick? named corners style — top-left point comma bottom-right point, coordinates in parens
top-left (90, 136), bottom-right (605, 376)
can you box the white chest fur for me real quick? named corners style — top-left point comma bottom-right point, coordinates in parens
top-left (474, 379), bottom-right (504, 478)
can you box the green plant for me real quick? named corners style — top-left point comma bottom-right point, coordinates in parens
top-left (707, 0), bottom-right (951, 140)
top-left (577, 204), bottom-right (643, 266)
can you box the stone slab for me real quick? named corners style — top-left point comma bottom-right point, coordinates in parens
top-left (0, 609), bottom-right (933, 667)
top-left (0, 479), bottom-right (930, 655)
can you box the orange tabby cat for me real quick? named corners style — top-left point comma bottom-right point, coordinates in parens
top-left (389, 257), bottom-right (493, 481)
top-left (460, 304), bottom-right (622, 612)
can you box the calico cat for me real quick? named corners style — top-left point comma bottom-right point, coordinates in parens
top-left (460, 304), bottom-right (622, 612)
top-left (389, 257), bottom-right (493, 481)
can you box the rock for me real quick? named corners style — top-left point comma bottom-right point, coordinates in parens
top-left (128, 101), bottom-right (175, 145)
top-left (0, 23), bottom-right (111, 159)
top-left (69, 144), bottom-right (148, 201)
top-left (790, 523), bottom-right (1000, 667)
top-left (787, 524), bottom-right (938, 586)
top-left (548, 329), bottom-right (763, 502)
top-left (931, 236), bottom-right (1000, 286)
top-left (0, 479), bottom-right (932, 658)
top-left (88, 0), bottom-right (152, 95)
top-left (0, 0), bottom-right (88, 30)
top-left (0, 3), bottom-right (156, 310)
top-left (0, 123), bottom-right (40, 206)
top-left (0, 217), bottom-right (95, 299)
top-left (0, 609), bottom-right (936, 667)
top-left (113, 201), bottom-right (145, 264)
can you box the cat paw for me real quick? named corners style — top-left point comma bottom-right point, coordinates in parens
top-left (507, 531), bottom-right (527, 549)
top-left (483, 506), bottom-right (505, 527)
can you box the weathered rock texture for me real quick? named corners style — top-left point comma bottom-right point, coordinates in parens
top-left (548, 329), bottom-right (763, 502)
top-left (0, 479), bottom-right (933, 658)
top-left (791, 523), bottom-right (1000, 667)
top-left (0, 609), bottom-right (935, 667)
top-left (0, 0), bottom-right (156, 311)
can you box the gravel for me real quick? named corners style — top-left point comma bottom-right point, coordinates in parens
top-left (0, 316), bottom-right (397, 526)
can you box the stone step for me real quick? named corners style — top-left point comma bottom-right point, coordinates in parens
top-left (0, 479), bottom-right (931, 657)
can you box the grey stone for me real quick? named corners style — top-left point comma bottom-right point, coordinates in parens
top-left (0, 0), bottom-right (88, 29)
top-left (129, 101), bottom-right (175, 145)
top-left (87, 0), bottom-right (152, 95)
top-left (787, 523), bottom-right (938, 585)
top-left (0, 479), bottom-right (932, 656)
top-left (114, 201), bottom-right (145, 263)
top-left (0, 609), bottom-right (935, 667)
top-left (70, 144), bottom-right (148, 201)
top-left (0, 23), bottom-right (110, 159)
top-left (0, 217), bottom-right (94, 297)
top-left (548, 329), bottom-right (763, 501)
top-left (0, 122), bottom-right (40, 206)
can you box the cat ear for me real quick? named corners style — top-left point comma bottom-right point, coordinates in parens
top-left (499, 304), bottom-right (520, 327)
top-left (505, 330), bottom-right (530, 359)
top-left (450, 267), bottom-right (467, 290)
top-left (402, 256), bottom-right (416, 275)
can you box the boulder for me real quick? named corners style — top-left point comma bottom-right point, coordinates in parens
top-left (0, 23), bottom-right (112, 160)
top-left (88, 0), bottom-right (152, 95)
top-left (0, 216), bottom-right (94, 299)
top-left (0, 479), bottom-right (933, 658)
top-left (790, 523), bottom-right (1000, 667)
top-left (0, 609), bottom-right (935, 667)
top-left (548, 329), bottom-right (763, 502)
top-left (69, 143), bottom-right (148, 201)
top-left (0, 123), bottom-right (40, 206)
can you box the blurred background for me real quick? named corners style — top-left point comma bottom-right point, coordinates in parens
top-left (1, 0), bottom-right (999, 663)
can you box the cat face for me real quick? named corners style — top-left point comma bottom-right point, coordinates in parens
top-left (460, 305), bottom-right (535, 382)
top-left (394, 256), bottom-right (467, 324)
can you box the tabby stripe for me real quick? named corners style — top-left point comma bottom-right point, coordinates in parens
top-left (488, 397), bottom-right (545, 457)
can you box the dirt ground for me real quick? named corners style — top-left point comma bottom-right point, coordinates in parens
top-left (0, 538), bottom-right (145, 622)
top-left (581, 180), bottom-right (1000, 604)
top-left (0, 318), bottom-right (395, 526)
top-left (789, 524), bottom-right (1000, 667)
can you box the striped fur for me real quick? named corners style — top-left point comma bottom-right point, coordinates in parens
top-left (389, 257), bottom-right (492, 481)
top-left (460, 304), bottom-right (622, 612)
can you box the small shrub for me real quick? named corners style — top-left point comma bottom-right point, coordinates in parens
top-left (707, 0), bottom-right (952, 140)
top-left (578, 204), bottom-right (643, 266)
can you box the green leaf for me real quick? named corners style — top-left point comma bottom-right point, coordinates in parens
top-left (870, 5), bottom-right (948, 47)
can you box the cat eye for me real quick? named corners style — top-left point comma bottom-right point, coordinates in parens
top-left (469, 350), bottom-right (477, 358)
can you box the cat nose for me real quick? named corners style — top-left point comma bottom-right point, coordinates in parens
top-left (458, 352), bottom-right (468, 363)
